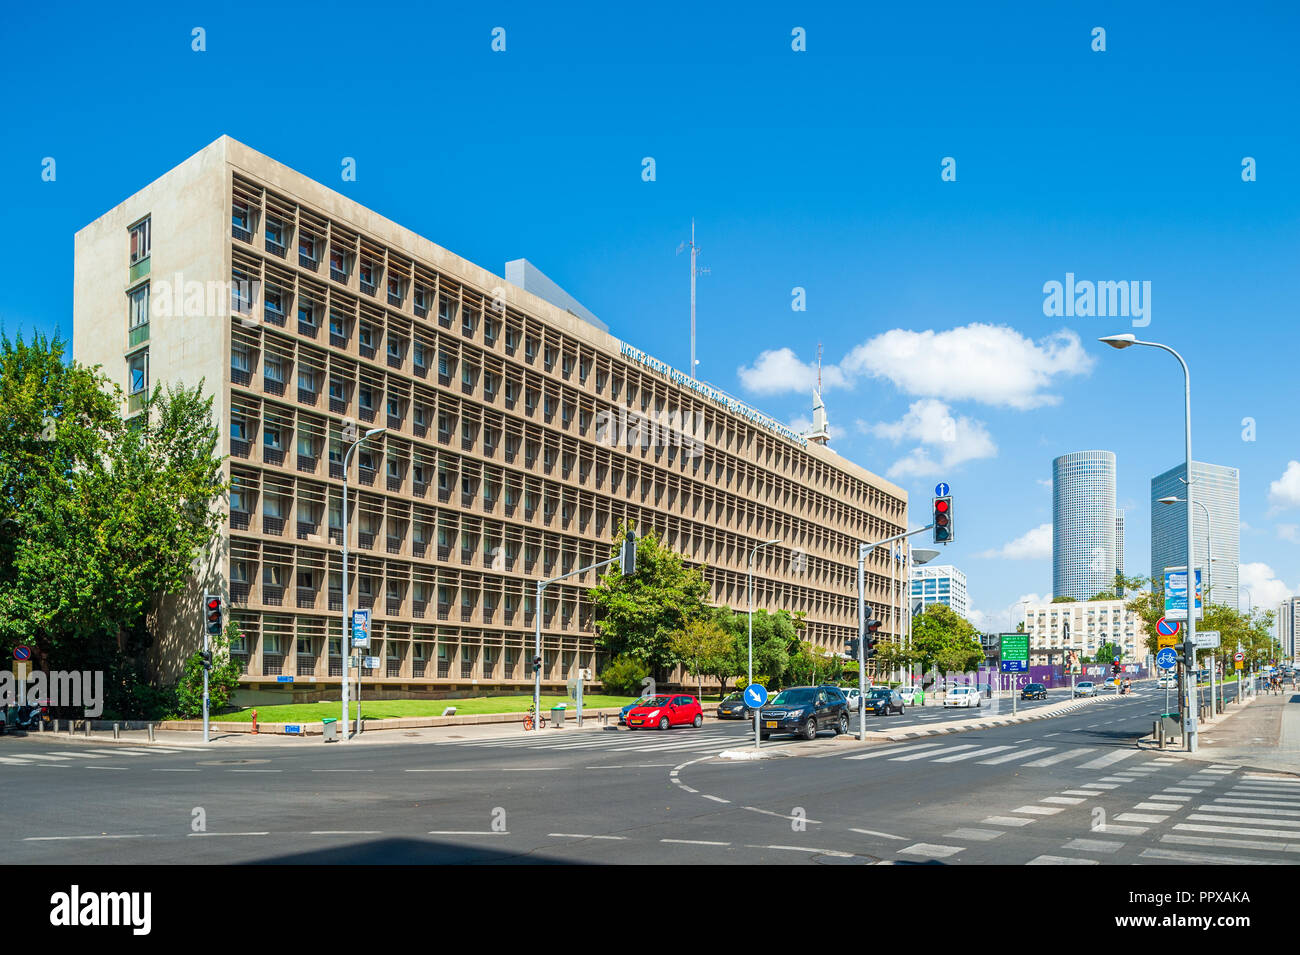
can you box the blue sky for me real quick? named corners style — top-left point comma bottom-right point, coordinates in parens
top-left (3, 1), bottom-right (1297, 630)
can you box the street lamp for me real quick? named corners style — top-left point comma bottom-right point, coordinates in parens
top-left (746, 539), bottom-right (782, 685)
top-left (1100, 333), bottom-right (1199, 751)
top-left (340, 426), bottom-right (386, 740)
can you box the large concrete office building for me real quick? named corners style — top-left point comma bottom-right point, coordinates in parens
top-left (1277, 596), bottom-right (1300, 661)
top-left (1150, 461), bottom-right (1240, 609)
top-left (73, 136), bottom-right (908, 702)
top-left (1052, 451), bottom-right (1119, 601)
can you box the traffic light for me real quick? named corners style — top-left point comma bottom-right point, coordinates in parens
top-left (847, 637), bottom-right (860, 661)
top-left (203, 595), bottom-right (223, 637)
top-left (532, 655), bottom-right (542, 674)
top-left (1177, 639), bottom-right (1196, 667)
top-left (1111, 661), bottom-right (1121, 676)
top-left (864, 612), bottom-right (882, 660)
top-left (620, 529), bottom-right (637, 576)
top-left (199, 650), bottom-right (214, 671)
top-left (933, 497), bottom-right (953, 544)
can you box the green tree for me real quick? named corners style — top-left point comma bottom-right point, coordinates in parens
top-left (0, 334), bottom-right (226, 716)
top-left (717, 606), bottom-right (796, 686)
top-left (670, 616), bottom-right (733, 697)
top-left (172, 620), bottom-right (242, 719)
top-left (912, 603), bottom-right (983, 678)
top-left (588, 526), bottom-right (711, 681)
top-left (1051, 595), bottom-right (1078, 603)
top-left (596, 655), bottom-right (650, 696)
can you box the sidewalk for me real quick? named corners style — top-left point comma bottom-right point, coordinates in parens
top-left (1140, 689), bottom-right (1300, 775)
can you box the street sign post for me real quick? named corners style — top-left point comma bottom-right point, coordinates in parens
top-left (351, 609), bottom-right (371, 648)
top-left (1156, 647), bottom-right (1178, 671)
top-left (744, 683), bottom-right (769, 751)
top-left (1193, 630), bottom-right (1221, 650)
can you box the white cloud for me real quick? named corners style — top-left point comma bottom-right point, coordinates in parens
top-left (738, 325), bottom-right (1092, 409)
top-left (840, 324), bottom-right (1094, 410)
top-left (1037, 478), bottom-right (1053, 488)
top-left (1239, 562), bottom-right (1298, 609)
top-left (737, 347), bottom-right (848, 396)
top-left (977, 523), bottom-right (1053, 560)
top-left (858, 398), bottom-right (997, 479)
top-left (1268, 461), bottom-right (1300, 512)
top-left (1279, 524), bottom-right (1299, 542)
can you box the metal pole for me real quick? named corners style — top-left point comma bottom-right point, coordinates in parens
top-left (1176, 347), bottom-right (1200, 751)
top-left (533, 579), bottom-right (543, 729)
top-left (202, 615), bottom-right (210, 743)
top-left (857, 543), bottom-right (867, 741)
top-left (341, 443), bottom-right (352, 740)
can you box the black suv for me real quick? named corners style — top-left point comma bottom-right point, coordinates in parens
top-left (759, 685), bottom-right (849, 740)
top-left (1020, 683), bottom-right (1047, 701)
top-left (864, 687), bottom-right (905, 716)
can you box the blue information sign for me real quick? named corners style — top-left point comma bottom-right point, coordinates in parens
top-left (276, 675), bottom-right (294, 683)
top-left (1000, 660), bottom-right (1028, 673)
top-left (1156, 647), bottom-right (1178, 671)
top-left (743, 683), bottom-right (769, 708)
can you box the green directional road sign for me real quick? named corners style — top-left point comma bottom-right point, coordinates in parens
top-left (999, 633), bottom-right (1029, 673)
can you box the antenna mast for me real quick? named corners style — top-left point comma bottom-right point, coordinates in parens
top-left (678, 220), bottom-right (709, 379)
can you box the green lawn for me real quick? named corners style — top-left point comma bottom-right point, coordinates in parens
top-left (208, 694), bottom-right (639, 724)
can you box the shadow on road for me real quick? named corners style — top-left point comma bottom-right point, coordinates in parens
top-left (253, 837), bottom-right (584, 865)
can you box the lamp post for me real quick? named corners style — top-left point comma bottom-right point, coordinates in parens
top-left (1157, 496), bottom-right (1214, 600)
top-left (1100, 333), bottom-right (1198, 751)
top-left (747, 538), bottom-right (781, 749)
top-left (340, 427), bottom-right (386, 740)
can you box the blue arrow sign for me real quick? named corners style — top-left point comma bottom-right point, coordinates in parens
top-left (743, 683), bottom-right (769, 708)
top-left (1156, 648), bottom-right (1178, 671)
top-left (935, 482), bottom-right (950, 497)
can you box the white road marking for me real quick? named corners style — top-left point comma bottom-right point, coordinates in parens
top-left (1163, 834), bottom-right (1300, 853)
top-left (934, 745), bottom-right (1014, 763)
top-left (1115, 812), bottom-right (1169, 823)
top-left (1077, 750), bottom-right (1141, 770)
top-left (189, 832), bottom-right (270, 837)
top-left (893, 743), bottom-right (978, 762)
top-left (980, 746), bottom-right (1052, 765)
top-left (899, 842), bottom-right (964, 858)
top-left (1014, 805), bottom-right (1065, 815)
top-left (946, 828), bottom-right (1003, 841)
top-left (1194, 805), bottom-right (1300, 819)
top-left (1027, 855), bottom-right (1098, 865)
top-left (845, 741), bottom-right (945, 761)
top-left (427, 830), bottom-right (508, 836)
top-left (1175, 822), bottom-right (1300, 838)
top-left (547, 833), bottom-right (628, 840)
top-left (1133, 802), bottom-right (1183, 811)
top-left (1023, 748), bottom-right (1095, 767)
top-left (1062, 838), bottom-right (1123, 853)
top-left (849, 828), bottom-right (907, 841)
top-left (25, 834), bottom-right (154, 841)
top-left (662, 838), bottom-right (729, 846)
top-left (983, 816), bottom-right (1035, 827)
top-left (1042, 796), bottom-right (1086, 805)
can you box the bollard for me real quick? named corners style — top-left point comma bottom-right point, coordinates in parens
top-left (83, 720), bottom-right (90, 738)
top-left (37, 719), bottom-right (44, 733)
top-left (251, 708), bottom-right (258, 735)
top-left (147, 723), bottom-right (155, 743)
top-left (113, 722), bottom-right (120, 741)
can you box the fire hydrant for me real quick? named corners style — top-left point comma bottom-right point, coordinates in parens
top-left (251, 708), bottom-right (258, 735)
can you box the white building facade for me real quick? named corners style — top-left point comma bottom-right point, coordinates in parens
top-left (909, 564), bottom-right (969, 619)
top-left (1023, 599), bottom-right (1145, 667)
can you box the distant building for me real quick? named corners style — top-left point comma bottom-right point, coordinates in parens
top-left (1115, 509), bottom-right (1125, 582)
top-left (909, 564), bottom-right (969, 619)
top-left (1053, 451), bottom-right (1118, 601)
top-left (1278, 597), bottom-right (1300, 661)
top-left (1023, 599), bottom-right (1145, 667)
top-left (1150, 461), bottom-right (1240, 609)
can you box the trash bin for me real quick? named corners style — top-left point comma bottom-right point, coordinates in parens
top-left (322, 717), bottom-right (338, 742)
top-left (550, 704), bottom-right (567, 728)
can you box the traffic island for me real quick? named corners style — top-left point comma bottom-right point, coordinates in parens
top-left (716, 748), bottom-right (792, 760)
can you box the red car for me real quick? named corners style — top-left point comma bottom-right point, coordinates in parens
top-left (625, 694), bottom-right (703, 730)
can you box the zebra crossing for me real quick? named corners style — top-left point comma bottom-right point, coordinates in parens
top-left (443, 726), bottom-right (751, 757)
top-left (1146, 771), bottom-right (1300, 863)
top-left (0, 745), bottom-right (205, 766)
top-left (842, 739), bottom-right (1145, 771)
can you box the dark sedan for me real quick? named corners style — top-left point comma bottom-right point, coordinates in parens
top-left (715, 693), bottom-right (751, 720)
top-left (864, 687), bottom-right (905, 716)
top-left (1020, 683), bottom-right (1047, 701)
top-left (759, 686), bottom-right (849, 740)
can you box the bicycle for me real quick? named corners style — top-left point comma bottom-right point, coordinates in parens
top-left (523, 703), bottom-right (547, 731)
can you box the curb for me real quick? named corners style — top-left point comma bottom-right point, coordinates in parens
top-left (839, 693), bottom-right (1122, 746)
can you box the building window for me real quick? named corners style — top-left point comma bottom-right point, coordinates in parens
top-left (265, 288), bottom-right (284, 323)
top-left (265, 216), bottom-right (286, 253)
top-left (127, 350), bottom-right (149, 395)
top-left (358, 385), bottom-right (374, 410)
top-left (232, 200), bottom-right (251, 238)
top-left (129, 218), bottom-right (150, 264)
top-left (299, 235), bottom-right (317, 265)
top-left (297, 302), bottom-right (316, 328)
top-left (128, 284), bottom-right (149, 333)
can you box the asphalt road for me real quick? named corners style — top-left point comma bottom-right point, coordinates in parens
top-left (3, 678), bottom-right (1272, 865)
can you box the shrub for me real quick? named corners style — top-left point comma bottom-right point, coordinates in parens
top-left (599, 655), bottom-right (651, 696)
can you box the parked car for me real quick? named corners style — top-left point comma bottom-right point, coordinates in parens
top-left (824, 685), bottom-right (862, 712)
top-left (625, 694), bottom-right (703, 730)
top-left (864, 687), bottom-right (905, 716)
top-left (1074, 681), bottom-right (1098, 697)
top-left (716, 692), bottom-right (751, 721)
top-left (618, 697), bottom-right (653, 725)
top-left (897, 685), bottom-right (925, 706)
top-left (943, 686), bottom-right (981, 708)
top-left (759, 685), bottom-right (849, 740)
top-left (1157, 674), bottom-right (1177, 689)
top-left (1020, 683), bottom-right (1047, 701)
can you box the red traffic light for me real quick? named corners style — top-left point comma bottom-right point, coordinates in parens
top-left (934, 500), bottom-right (949, 513)
top-left (206, 598), bottom-right (221, 611)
